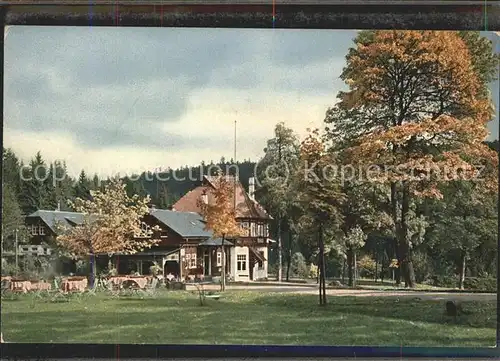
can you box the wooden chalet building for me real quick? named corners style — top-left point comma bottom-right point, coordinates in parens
top-left (172, 175), bottom-right (273, 282)
top-left (23, 176), bottom-right (273, 282)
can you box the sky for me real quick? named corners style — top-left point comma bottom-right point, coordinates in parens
top-left (3, 27), bottom-right (499, 178)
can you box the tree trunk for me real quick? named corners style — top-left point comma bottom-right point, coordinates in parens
top-left (353, 250), bottom-right (357, 287)
top-left (318, 250), bottom-right (323, 305)
top-left (221, 235), bottom-right (226, 291)
top-left (321, 251), bottom-right (327, 305)
top-left (459, 250), bottom-right (466, 290)
top-left (318, 224), bottom-right (327, 305)
top-left (277, 217), bottom-right (282, 282)
top-left (390, 182), bottom-right (402, 287)
top-left (89, 254), bottom-right (96, 289)
top-left (400, 182), bottom-right (416, 288)
top-left (347, 248), bottom-right (354, 287)
top-left (341, 258), bottom-right (346, 284)
top-left (286, 230), bottom-right (292, 282)
top-left (374, 249), bottom-right (378, 282)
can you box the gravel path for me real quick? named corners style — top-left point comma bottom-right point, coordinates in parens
top-left (224, 285), bottom-right (496, 301)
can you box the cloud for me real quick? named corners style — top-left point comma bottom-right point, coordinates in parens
top-left (4, 26), bottom-right (354, 167)
top-left (3, 27), bottom-right (498, 177)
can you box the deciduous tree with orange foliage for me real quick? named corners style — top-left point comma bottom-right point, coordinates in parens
top-left (56, 178), bottom-right (161, 286)
top-left (197, 173), bottom-right (244, 291)
top-left (324, 31), bottom-right (498, 288)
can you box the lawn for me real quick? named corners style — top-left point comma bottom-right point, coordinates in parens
top-left (1, 290), bottom-right (496, 346)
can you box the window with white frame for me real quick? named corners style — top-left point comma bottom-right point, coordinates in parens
top-left (257, 223), bottom-right (266, 237)
top-left (250, 222), bottom-right (256, 237)
top-left (185, 253), bottom-right (197, 268)
top-left (240, 221), bottom-right (250, 236)
top-left (38, 225), bottom-right (45, 235)
top-left (237, 254), bottom-right (247, 271)
top-left (216, 252), bottom-right (222, 266)
top-left (30, 224), bottom-right (38, 235)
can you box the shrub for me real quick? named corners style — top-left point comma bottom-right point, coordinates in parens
top-left (309, 263), bottom-right (318, 279)
top-left (357, 255), bottom-right (376, 278)
top-left (290, 252), bottom-right (309, 279)
top-left (463, 277), bottom-right (496, 292)
top-left (431, 275), bottom-right (458, 288)
top-left (1, 258), bottom-right (17, 276)
top-left (411, 251), bottom-right (433, 283)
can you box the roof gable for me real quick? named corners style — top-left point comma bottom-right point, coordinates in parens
top-left (173, 175), bottom-right (271, 220)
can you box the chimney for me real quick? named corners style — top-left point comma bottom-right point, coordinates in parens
top-left (249, 177), bottom-right (255, 200)
top-left (201, 189), bottom-right (208, 205)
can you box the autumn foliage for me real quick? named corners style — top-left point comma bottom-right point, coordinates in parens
top-left (197, 175), bottom-right (244, 240)
top-left (339, 31), bottom-right (498, 198)
top-left (324, 30), bottom-right (498, 288)
top-left (56, 178), bottom-right (161, 258)
top-left (197, 174), bottom-right (244, 291)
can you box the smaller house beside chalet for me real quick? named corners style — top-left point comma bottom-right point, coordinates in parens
top-left (23, 176), bottom-right (273, 282)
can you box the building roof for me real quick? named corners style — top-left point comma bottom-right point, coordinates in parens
top-left (26, 210), bottom-right (89, 233)
top-left (198, 238), bottom-right (234, 247)
top-left (27, 209), bottom-right (213, 240)
top-left (148, 208), bottom-right (212, 239)
top-left (173, 175), bottom-right (272, 220)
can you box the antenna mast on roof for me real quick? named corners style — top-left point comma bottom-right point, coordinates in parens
top-left (234, 119), bottom-right (237, 211)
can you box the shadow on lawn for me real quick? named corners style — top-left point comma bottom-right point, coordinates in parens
top-left (1, 291), bottom-right (495, 345)
top-left (248, 293), bottom-right (496, 330)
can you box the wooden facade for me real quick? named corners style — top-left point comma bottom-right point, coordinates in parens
top-left (23, 176), bottom-right (273, 281)
top-left (172, 176), bottom-right (272, 281)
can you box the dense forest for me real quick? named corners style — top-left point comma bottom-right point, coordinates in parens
top-left (2, 31), bottom-right (498, 292)
top-left (2, 136), bottom-right (498, 289)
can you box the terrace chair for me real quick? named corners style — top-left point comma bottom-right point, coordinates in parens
top-left (140, 278), bottom-right (159, 298)
top-left (49, 278), bottom-right (69, 303)
top-left (101, 278), bottom-right (120, 298)
top-left (119, 279), bottom-right (143, 297)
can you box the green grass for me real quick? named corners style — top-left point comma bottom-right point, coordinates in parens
top-left (1, 290), bottom-right (496, 346)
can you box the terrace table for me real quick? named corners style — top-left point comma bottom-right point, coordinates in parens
top-left (127, 277), bottom-right (148, 289)
top-left (61, 277), bottom-right (88, 292)
top-left (108, 276), bottom-right (148, 289)
top-left (31, 281), bottom-right (52, 291)
top-left (10, 280), bottom-right (31, 293)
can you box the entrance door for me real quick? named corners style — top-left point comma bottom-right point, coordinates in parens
top-left (164, 261), bottom-right (180, 277)
top-left (236, 254), bottom-right (248, 279)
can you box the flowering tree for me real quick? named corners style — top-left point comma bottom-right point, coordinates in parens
top-left (56, 178), bottom-right (161, 286)
top-left (325, 30), bottom-right (498, 288)
top-left (198, 174), bottom-right (244, 291)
